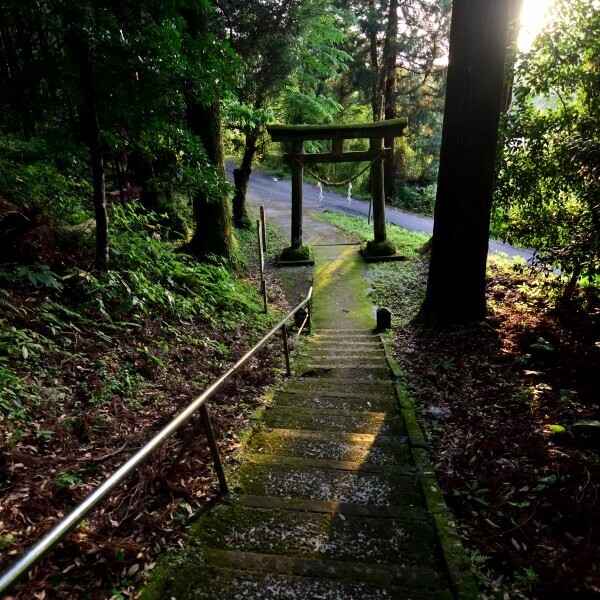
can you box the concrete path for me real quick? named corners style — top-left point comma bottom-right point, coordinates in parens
top-left (142, 220), bottom-right (476, 599)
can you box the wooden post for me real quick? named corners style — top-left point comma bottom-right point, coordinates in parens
top-left (257, 220), bottom-right (267, 313)
top-left (281, 325), bottom-right (291, 376)
top-left (370, 137), bottom-right (386, 242)
top-left (259, 205), bottom-right (267, 252)
top-left (291, 140), bottom-right (304, 248)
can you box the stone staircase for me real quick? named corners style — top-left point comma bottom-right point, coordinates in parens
top-left (143, 329), bottom-right (470, 599)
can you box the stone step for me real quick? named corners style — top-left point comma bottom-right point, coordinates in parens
top-left (296, 355), bottom-right (389, 368)
top-left (147, 553), bottom-right (453, 599)
top-left (263, 407), bottom-right (406, 435)
top-left (311, 334), bottom-right (379, 342)
top-left (312, 328), bottom-right (379, 336)
top-left (198, 504), bottom-right (442, 568)
top-left (238, 495), bottom-right (426, 519)
top-left (310, 329), bottom-right (379, 336)
top-left (309, 337), bottom-right (383, 347)
top-left (203, 548), bottom-right (451, 594)
top-left (294, 365), bottom-right (392, 380)
top-left (298, 346), bottom-right (386, 356)
top-left (240, 454), bottom-right (415, 475)
top-left (300, 351), bottom-right (385, 361)
top-left (309, 339), bottom-right (383, 349)
top-left (274, 390), bottom-right (397, 412)
top-left (249, 429), bottom-right (410, 465)
top-left (235, 461), bottom-right (422, 506)
top-left (307, 344), bottom-right (385, 355)
top-left (284, 378), bottom-right (395, 396)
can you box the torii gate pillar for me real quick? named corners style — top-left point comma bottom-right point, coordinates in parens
top-left (268, 119), bottom-right (407, 262)
top-left (370, 135), bottom-right (386, 244)
top-left (291, 139), bottom-right (304, 249)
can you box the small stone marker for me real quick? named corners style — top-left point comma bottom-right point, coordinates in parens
top-left (376, 307), bottom-right (392, 330)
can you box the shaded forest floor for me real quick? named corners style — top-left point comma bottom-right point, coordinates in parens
top-left (0, 208), bottom-right (293, 599)
top-left (317, 211), bottom-right (599, 598)
top-left (392, 262), bottom-right (600, 599)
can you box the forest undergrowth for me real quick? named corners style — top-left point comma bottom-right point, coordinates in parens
top-left (318, 211), bottom-right (600, 599)
top-left (0, 199), bottom-right (292, 599)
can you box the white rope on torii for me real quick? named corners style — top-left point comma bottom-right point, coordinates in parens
top-left (297, 148), bottom-right (387, 188)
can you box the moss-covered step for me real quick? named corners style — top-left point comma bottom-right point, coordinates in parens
top-left (239, 453), bottom-right (415, 474)
top-left (142, 553), bottom-right (453, 600)
top-left (304, 345), bottom-right (385, 357)
top-left (143, 565), bottom-right (398, 600)
top-left (295, 354), bottom-right (389, 368)
top-left (284, 377), bottom-right (395, 396)
top-left (310, 332), bottom-right (383, 343)
top-left (310, 331), bottom-right (381, 339)
top-left (311, 328), bottom-right (381, 334)
top-left (274, 390), bottom-right (397, 412)
top-left (195, 504), bottom-right (442, 567)
top-left (235, 462), bottom-right (422, 506)
top-left (238, 495), bottom-right (425, 519)
top-left (263, 407), bottom-right (406, 435)
top-left (308, 340), bottom-right (384, 351)
top-left (298, 350), bottom-right (386, 362)
top-left (204, 548), bottom-right (446, 589)
top-left (248, 429), bottom-right (410, 465)
top-left (294, 365), bottom-right (392, 380)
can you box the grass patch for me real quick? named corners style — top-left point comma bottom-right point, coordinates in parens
top-left (315, 210), bottom-right (428, 257)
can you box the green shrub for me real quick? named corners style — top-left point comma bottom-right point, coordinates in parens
top-left (392, 183), bottom-right (436, 216)
top-left (81, 203), bottom-right (261, 325)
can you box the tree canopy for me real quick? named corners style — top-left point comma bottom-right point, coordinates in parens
top-left (494, 0), bottom-right (599, 289)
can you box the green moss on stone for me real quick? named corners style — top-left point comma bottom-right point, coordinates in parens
top-left (364, 239), bottom-right (397, 257)
top-left (281, 244), bottom-right (311, 261)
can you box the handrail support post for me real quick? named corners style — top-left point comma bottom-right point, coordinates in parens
top-left (199, 404), bottom-right (229, 495)
top-left (281, 325), bottom-right (291, 376)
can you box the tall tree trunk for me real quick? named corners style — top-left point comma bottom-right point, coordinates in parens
top-left (186, 99), bottom-right (233, 259)
top-left (382, 0), bottom-right (399, 199)
top-left (184, 7), bottom-right (233, 259)
top-left (416, 0), bottom-right (514, 327)
top-left (232, 126), bottom-right (259, 229)
top-left (66, 26), bottom-right (108, 272)
top-left (0, 18), bottom-right (36, 139)
top-left (366, 0), bottom-right (381, 121)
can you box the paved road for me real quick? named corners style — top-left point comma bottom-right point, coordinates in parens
top-left (226, 162), bottom-right (533, 262)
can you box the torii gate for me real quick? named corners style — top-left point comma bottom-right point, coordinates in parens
top-left (267, 118), bottom-right (407, 262)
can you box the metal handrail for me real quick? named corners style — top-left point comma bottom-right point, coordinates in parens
top-left (0, 287), bottom-right (313, 594)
